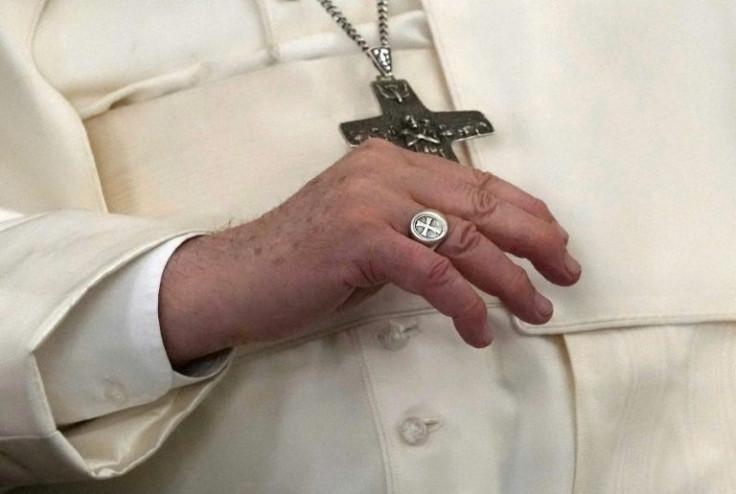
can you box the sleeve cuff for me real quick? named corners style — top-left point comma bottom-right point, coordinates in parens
top-left (35, 233), bottom-right (232, 426)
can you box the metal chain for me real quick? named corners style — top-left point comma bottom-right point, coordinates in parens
top-left (316, 0), bottom-right (390, 53)
top-left (377, 0), bottom-right (390, 47)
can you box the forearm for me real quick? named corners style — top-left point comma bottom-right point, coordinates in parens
top-left (159, 232), bottom-right (245, 368)
top-left (159, 217), bottom-right (341, 366)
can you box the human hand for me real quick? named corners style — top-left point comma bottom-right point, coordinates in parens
top-left (159, 139), bottom-right (581, 366)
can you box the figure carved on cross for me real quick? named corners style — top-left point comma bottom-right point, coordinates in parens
top-left (340, 79), bottom-right (494, 162)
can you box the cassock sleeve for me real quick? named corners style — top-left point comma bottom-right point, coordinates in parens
top-left (0, 5), bottom-right (239, 484)
top-left (35, 234), bottom-right (232, 427)
top-left (0, 210), bottom-right (232, 487)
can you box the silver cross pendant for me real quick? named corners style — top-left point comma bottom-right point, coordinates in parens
top-left (340, 79), bottom-right (494, 162)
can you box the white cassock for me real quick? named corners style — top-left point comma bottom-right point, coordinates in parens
top-left (1, 1), bottom-right (736, 493)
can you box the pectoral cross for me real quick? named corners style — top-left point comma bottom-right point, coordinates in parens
top-left (340, 79), bottom-right (494, 162)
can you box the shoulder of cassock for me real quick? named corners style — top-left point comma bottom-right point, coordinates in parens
top-left (0, 1), bottom-right (216, 486)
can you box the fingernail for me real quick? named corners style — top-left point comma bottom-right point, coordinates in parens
top-left (535, 293), bottom-right (554, 319)
top-left (483, 320), bottom-right (494, 345)
top-left (564, 252), bottom-right (582, 277)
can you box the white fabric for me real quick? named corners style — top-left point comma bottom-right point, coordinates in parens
top-left (426, 1), bottom-right (736, 332)
top-left (34, 0), bottom-right (431, 119)
top-left (36, 234), bottom-right (230, 426)
top-left (0, 0), bottom-right (733, 493)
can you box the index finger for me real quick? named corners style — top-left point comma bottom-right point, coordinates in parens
top-left (370, 230), bottom-right (493, 348)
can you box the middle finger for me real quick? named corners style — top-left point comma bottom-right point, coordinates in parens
top-left (407, 178), bottom-right (581, 286)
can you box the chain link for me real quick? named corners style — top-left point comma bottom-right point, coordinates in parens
top-left (316, 0), bottom-right (390, 53)
top-left (377, 0), bottom-right (390, 47)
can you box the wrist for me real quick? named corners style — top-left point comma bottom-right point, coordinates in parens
top-left (159, 232), bottom-right (245, 367)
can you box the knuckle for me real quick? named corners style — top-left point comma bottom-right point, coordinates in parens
top-left (532, 222), bottom-right (565, 252)
top-left (341, 174), bottom-right (374, 197)
top-left (421, 256), bottom-right (455, 291)
top-left (444, 220), bottom-right (482, 257)
top-left (358, 137), bottom-right (394, 154)
top-left (506, 267), bottom-right (532, 298)
top-left (349, 151), bottom-right (381, 174)
top-left (472, 169), bottom-right (499, 189)
top-left (469, 188), bottom-right (501, 217)
top-left (529, 197), bottom-right (552, 217)
top-left (350, 139), bottom-right (403, 175)
top-left (358, 137), bottom-right (391, 149)
top-left (456, 295), bottom-right (485, 320)
top-left (354, 253), bottom-right (388, 285)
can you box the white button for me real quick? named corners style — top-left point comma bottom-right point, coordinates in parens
top-left (398, 417), bottom-right (442, 446)
top-left (378, 320), bottom-right (417, 351)
top-left (103, 379), bottom-right (127, 405)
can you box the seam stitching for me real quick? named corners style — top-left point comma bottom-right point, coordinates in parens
top-left (352, 328), bottom-right (395, 494)
top-left (517, 311), bottom-right (736, 333)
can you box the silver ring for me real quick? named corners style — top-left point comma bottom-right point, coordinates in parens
top-left (409, 210), bottom-right (449, 248)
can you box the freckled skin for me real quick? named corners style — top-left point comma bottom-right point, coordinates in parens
top-left (159, 139), bottom-right (580, 367)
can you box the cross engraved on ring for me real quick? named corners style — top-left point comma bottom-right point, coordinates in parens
top-left (416, 218), bottom-right (442, 237)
